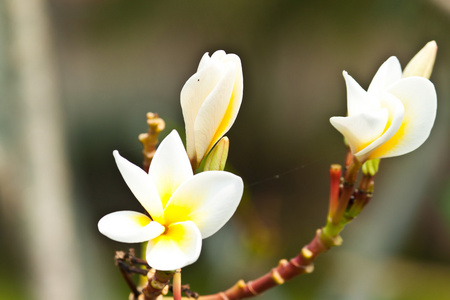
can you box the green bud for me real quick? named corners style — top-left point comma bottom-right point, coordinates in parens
top-left (203, 137), bottom-right (229, 171)
top-left (362, 158), bottom-right (380, 176)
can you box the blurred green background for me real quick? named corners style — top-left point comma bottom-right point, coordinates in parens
top-left (0, 0), bottom-right (449, 299)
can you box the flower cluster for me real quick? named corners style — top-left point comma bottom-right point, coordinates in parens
top-left (98, 42), bottom-right (438, 277)
top-left (98, 51), bottom-right (244, 271)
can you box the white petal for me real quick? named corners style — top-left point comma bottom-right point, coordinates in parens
top-left (98, 211), bottom-right (164, 243)
top-left (146, 221), bottom-right (202, 271)
top-left (181, 59), bottom-right (225, 160)
top-left (355, 91), bottom-right (405, 160)
top-left (343, 71), bottom-right (381, 116)
top-left (197, 52), bottom-right (211, 71)
top-left (113, 151), bottom-right (164, 221)
top-left (367, 77), bottom-right (437, 159)
top-left (163, 171), bottom-right (243, 239)
top-left (205, 53), bottom-right (243, 152)
top-left (197, 51), bottom-right (226, 71)
top-left (402, 41), bottom-right (437, 79)
top-left (194, 61), bottom-right (240, 162)
top-left (148, 130), bottom-right (193, 208)
top-left (210, 50), bottom-right (227, 60)
top-left (368, 56), bottom-right (402, 94)
top-left (330, 110), bottom-right (389, 155)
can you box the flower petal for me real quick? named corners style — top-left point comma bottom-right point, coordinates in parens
top-left (148, 130), bottom-right (193, 208)
top-left (113, 151), bottom-right (164, 221)
top-left (330, 110), bottom-right (388, 155)
top-left (368, 56), bottom-right (402, 94)
top-left (355, 91), bottom-right (405, 160)
top-left (163, 171), bottom-right (243, 239)
top-left (98, 211), bottom-right (165, 243)
top-left (197, 50), bottom-right (226, 71)
top-left (343, 71), bottom-right (381, 116)
top-left (193, 62), bottom-right (237, 163)
top-left (197, 52), bottom-right (212, 72)
top-left (367, 77), bottom-right (437, 159)
top-left (199, 53), bottom-right (243, 161)
top-left (402, 41), bottom-right (437, 79)
top-left (181, 55), bottom-right (226, 161)
top-left (210, 50), bottom-right (227, 60)
top-left (146, 221), bottom-right (202, 271)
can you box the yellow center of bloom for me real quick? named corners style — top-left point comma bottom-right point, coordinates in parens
top-left (152, 222), bottom-right (189, 246)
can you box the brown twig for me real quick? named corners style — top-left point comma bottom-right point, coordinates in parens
top-left (197, 160), bottom-right (369, 300)
top-left (330, 157), bottom-right (361, 228)
top-left (344, 173), bottom-right (375, 220)
top-left (198, 228), bottom-right (342, 300)
top-left (139, 112), bottom-right (166, 172)
top-left (115, 251), bottom-right (142, 298)
top-left (141, 269), bottom-right (175, 300)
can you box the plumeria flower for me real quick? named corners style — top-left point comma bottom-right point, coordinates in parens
top-left (98, 130), bottom-right (244, 271)
top-left (181, 50), bottom-right (243, 167)
top-left (330, 56), bottom-right (437, 162)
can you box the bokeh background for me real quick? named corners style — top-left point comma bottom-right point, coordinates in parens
top-left (0, 0), bottom-right (449, 299)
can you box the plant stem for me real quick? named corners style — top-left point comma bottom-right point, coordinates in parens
top-left (139, 112), bottom-right (166, 172)
top-left (344, 173), bottom-right (374, 221)
top-left (197, 159), bottom-right (365, 299)
top-left (323, 157), bottom-right (361, 237)
top-left (198, 227), bottom-right (342, 300)
top-left (141, 270), bottom-right (175, 300)
top-left (117, 261), bottom-right (140, 298)
top-left (327, 164), bottom-right (342, 221)
top-left (173, 270), bottom-right (182, 300)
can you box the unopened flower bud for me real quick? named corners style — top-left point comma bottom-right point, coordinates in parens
top-left (203, 136), bottom-right (229, 171)
top-left (362, 158), bottom-right (380, 176)
top-left (181, 50), bottom-right (243, 168)
top-left (403, 41), bottom-right (437, 79)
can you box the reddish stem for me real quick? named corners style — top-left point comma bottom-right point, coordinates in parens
top-left (329, 157), bottom-right (361, 230)
top-left (327, 164), bottom-right (342, 220)
top-left (173, 270), bottom-right (182, 300)
top-left (199, 229), bottom-right (341, 300)
top-left (345, 173), bottom-right (375, 219)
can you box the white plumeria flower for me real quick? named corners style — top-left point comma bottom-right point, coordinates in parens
top-left (181, 50), bottom-right (243, 167)
top-left (330, 56), bottom-right (437, 162)
top-left (98, 130), bottom-right (244, 271)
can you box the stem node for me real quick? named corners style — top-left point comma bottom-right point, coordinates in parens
top-left (304, 264), bottom-right (315, 274)
top-left (246, 282), bottom-right (258, 296)
top-left (219, 292), bottom-right (229, 300)
top-left (271, 269), bottom-right (285, 284)
top-left (301, 246), bottom-right (314, 259)
top-left (278, 259), bottom-right (289, 267)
